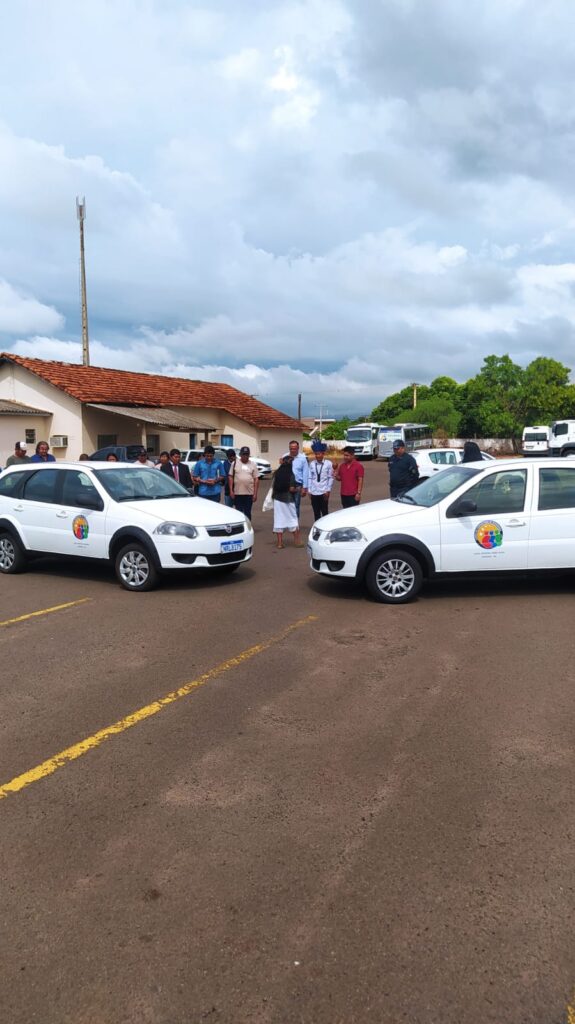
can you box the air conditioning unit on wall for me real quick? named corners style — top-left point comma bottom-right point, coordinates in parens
top-left (49, 435), bottom-right (69, 448)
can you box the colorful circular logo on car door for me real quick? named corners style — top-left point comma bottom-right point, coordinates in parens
top-left (72, 515), bottom-right (89, 540)
top-left (474, 520), bottom-right (503, 549)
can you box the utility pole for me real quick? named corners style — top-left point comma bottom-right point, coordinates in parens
top-left (76, 196), bottom-right (90, 366)
top-left (411, 382), bottom-right (420, 409)
top-left (297, 393), bottom-right (302, 421)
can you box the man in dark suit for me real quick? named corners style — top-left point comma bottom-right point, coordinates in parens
top-left (160, 448), bottom-right (193, 490)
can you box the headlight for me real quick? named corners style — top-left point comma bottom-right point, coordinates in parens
top-left (325, 527), bottom-right (364, 544)
top-left (312, 526), bottom-right (322, 541)
top-left (154, 522), bottom-right (199, 538)
top-left (244, 516), bottom-right (254, 532)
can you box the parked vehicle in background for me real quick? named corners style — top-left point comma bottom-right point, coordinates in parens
top-left (522, 426), bottom-right (549, 457)
top-left (548, 421), bottom-right (575, 457)
top-left (378, 423), bottom-right (432, 459)
top-left (0, 462), bottom-right (253, 591)
top-left (88, 444), bottom-right (153, 462)
top-left (412, 447), bottom-right (495, 481)
top-left (344, 423), bottom-right (380, 459)
top-left (179, 449), bottom-right (272, 478)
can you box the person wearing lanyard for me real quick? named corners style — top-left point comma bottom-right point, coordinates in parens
top-left (288, 440), bottom-right (308, 517)
top-left (307, 440), bottom-right (334, 520)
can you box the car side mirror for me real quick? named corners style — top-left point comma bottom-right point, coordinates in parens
top-left (449, 497), bottom-right (477, 518)
top-left (74, 492), bottom-right (104, 511)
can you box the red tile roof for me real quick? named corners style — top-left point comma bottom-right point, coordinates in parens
top-left (0, 355), bottom-right (301, 431)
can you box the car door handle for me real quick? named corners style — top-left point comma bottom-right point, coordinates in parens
top-left (56, 511), bottom-right (69, 518)
top-left (13, 504), bottom-right (24, 511)
top-left (507, 519), bottom-right (526, 527)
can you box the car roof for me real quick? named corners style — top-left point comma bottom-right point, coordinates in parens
top-left (1, 461), bottom-right (145, 471)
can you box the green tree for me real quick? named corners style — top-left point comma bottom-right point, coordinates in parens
top-left (370, 384), bottom-right (430, 423)
top-left (516, 357), bottom-right (572, 424)
top-left (321, 417), bottom-right (351, 440)
top-left (457, 355), bottom-right (524, 437)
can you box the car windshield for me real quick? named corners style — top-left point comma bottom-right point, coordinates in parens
top-left (94, 467), bottom-right (190, 502)
top-left (347, 429), bottom-right (371, 441)
top-left (394, 466), bottom-right (481, 507)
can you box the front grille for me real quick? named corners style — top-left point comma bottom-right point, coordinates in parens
top-left (206, 523), bottom-right (244, 537)
top-left (206, 550), bottom-right (248, 565)
top-left (172, 554), bottom-right (197, 564)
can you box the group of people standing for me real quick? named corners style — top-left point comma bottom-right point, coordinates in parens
top-left (268, 440), bottom-right (365, 548)
top-left (156, 445), bottom-right (260, 518)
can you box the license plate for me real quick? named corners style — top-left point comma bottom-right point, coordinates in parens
top-left (221, 540), bottom-right (243, 552)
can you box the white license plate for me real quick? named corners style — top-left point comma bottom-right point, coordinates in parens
top-left (221, 540), bottom-right (243, 552)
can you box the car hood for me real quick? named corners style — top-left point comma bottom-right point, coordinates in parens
top-left (313, 499), bottom-right (426, 531)
top-left (117, 496), bottom-right (247, 526)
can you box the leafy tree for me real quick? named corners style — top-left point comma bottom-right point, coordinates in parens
top-left (370, 384), bottom-right (430, 423)
top-left (321, 417), bottom-right (351, 440)
top-left (516, 357), bottom-right (572, 424)
top-left (428, 376), bottom-right (460, 400)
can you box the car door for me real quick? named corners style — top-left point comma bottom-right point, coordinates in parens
top-left (49, 469), bottom-right (108, 557)
top-left (16, 469), bottom-right (62, 551)
top-left (528, 465), bottom-right (575, 568)
top-left (429, 450), bottom-right (458, 473)
top-left (439, 466), bottom-right (531, 571)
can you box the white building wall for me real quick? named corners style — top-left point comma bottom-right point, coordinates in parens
top-left (0, 363), bottom-right (82, 462)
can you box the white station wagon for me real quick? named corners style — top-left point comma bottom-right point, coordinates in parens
top-left (0, 463), bottom-right (253, 591)
top-left (308, 457), bottom-right (575, 603)
top-left (412, 447), bottom-right (495, 480)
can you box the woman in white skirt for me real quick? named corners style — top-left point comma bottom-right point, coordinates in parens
top-left (272, 454), bottom-right (302, 549)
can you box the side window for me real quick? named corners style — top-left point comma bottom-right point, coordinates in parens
top-left (0, 472), bottom-right (25, 497)
top-left (61, 470), bottom-right (102, 508)
top-left (538, 468), bottom-right (575, 510)
top-left (553, 423), bottom-right (568, 436)
top-left (22, 470), bottom-right (59, 504)
top-left (428, 452), bottom-right (439, 464)
top-left (463, 469), bottom-right (527, 515)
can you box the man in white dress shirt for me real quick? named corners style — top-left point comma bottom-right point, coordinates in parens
top-left (307, 440), bottom-right (333, 520)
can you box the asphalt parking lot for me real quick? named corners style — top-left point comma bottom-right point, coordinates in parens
top-left (1, 461), bottom-right (574, 1024)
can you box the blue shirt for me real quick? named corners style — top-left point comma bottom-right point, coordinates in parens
top-left (193, 458), bottom-right (225, 497)
top-left (291, 452), bottom-right (309, 488)
top-left (30, 453), bottom-right (56, 462)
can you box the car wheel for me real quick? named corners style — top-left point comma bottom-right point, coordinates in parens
top-left (365, 548), bottom-right (422, 604)
top-left (115, 542), bottom-right (159, 592)
top-left (0, 530), bottom-right (27, 574)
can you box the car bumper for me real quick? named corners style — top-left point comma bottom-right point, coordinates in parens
top-left (154, 534), bottom-right (254, 569)
top-left (307, 538), bottom-right (363, 578)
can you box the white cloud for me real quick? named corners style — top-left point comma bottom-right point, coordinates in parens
top-left (2, 1), bottom-right (575, 414)
top-left (0, 281), bottom-right (64, 334)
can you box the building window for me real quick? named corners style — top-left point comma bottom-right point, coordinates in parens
top-left (97, 434), bottom-right (117, 448)
top-left (260, 439), bottom-right (269, 453)
top-left (147, 434), bottom-right (160, 455)
top-left (221, 434), bottom-right (234, 447)
top-left (25, 429), bottom-right (36, 445)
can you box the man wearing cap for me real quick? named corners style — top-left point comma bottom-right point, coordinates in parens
top-left (192, 445), bottom-right (225, 502)
top-left (229, 446), bottom-right (259, 519)
top-left (307, 440), bottom-right (333, 520)
top-left (6, 442), bottom-right (30, 467)
top-left (388, 439), bottom-right (419, 498)
top-left (134, 447), bottom-right (155, 468)
top-left (335, 446), bottom-right (365, 508)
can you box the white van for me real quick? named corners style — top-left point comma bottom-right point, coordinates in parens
top-left (549, 420), bottom-right (575, 457)
top-left (521, 425), bottom-right (549, 457)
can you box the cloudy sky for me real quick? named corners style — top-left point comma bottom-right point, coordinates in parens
top-left (2, 0), bottom-right (575, 418)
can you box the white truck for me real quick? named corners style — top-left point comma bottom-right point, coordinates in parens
top-left (549, 420), bottom-right (575, 457)
top-left (521, 425), bottom-right (549, 457)
top-left (344, 422), bottom-right (380, 459)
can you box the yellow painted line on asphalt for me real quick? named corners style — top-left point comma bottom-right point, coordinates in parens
top-left (0, 613), bottom-right (318, 801)
top-left (0, 598), bottom-right (91, 629)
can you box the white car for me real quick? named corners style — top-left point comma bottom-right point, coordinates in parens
top-left (179, 449), bottom-right (272, 479)
top-left (0, 462), bottom-right (253, 592)
top-left (412, 447), bottom-right (495, 480)
top-left (308, 457), bottom-right (575, 604)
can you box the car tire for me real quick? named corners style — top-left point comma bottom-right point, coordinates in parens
top-left (115, 542), bottom-right (160, 592)
top-left (365, 548), bottom-right (423, 604)
top-left (0, 530), bottom-right (27, 574)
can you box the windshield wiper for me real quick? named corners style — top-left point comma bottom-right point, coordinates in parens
top-left (117, 494), bottom-right (153, 502)
top-left (395, 493), bottom-right (418, 505)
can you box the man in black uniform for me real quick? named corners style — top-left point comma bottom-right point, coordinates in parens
top-left (388, 439), bottom-right (419, 498)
